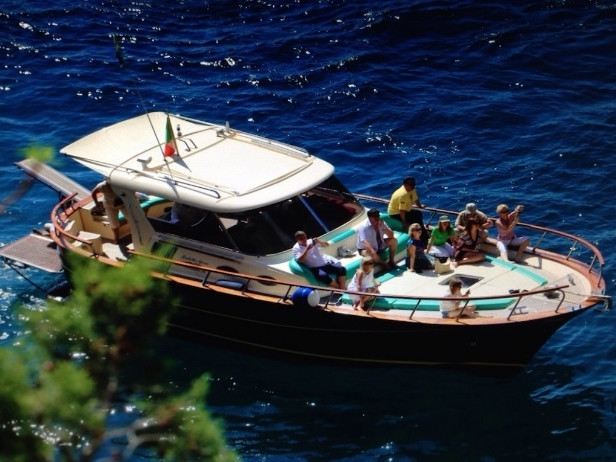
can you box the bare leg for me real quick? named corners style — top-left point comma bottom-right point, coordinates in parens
top-left (457, 252), bottom-right (485, 266)
top-left (385, 237), bottom-right (397, 266)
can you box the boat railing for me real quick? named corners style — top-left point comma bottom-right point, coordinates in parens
top-left (48, 191), bottom-right (608, 316)
top-left (128, 249), bottom-right (580, 320)
top-left (354, 193), bottom-right (606, 288)
top-left (50, 193), bottom-right (100, 251)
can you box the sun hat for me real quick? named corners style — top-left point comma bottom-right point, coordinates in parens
top-left (439, 215), bottom-right (450, 223)
top-left (466, 203), bottom-right (477, 212)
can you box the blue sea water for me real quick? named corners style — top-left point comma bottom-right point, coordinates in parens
top-left (1, 0), bottom-right (615, 460)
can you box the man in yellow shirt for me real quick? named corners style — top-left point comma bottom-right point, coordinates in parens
top-left (387, 177), bottom-right (427, 240)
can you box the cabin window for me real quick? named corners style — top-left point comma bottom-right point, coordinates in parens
top-left (147, 175), bottom-right (362, 255)
top-left (219, 175), bottom-right (362, 255)
top-left (148, 204), bottom-right (234, 249)
top-left (301, 175), bottom-right (362, 231)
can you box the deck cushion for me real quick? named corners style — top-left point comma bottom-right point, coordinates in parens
top-left (486, 255), bottom-right (548, 285)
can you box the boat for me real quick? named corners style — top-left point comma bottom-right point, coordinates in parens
top-left (1, 111), bottom-right (611, 371)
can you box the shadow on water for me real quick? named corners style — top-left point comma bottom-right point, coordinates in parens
top-left (140, 332), bottom-right (615, 461)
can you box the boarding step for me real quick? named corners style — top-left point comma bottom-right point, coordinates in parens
top-left (0, 232), bottom-right (63, 273)
top-left (16, 158), bottom-right (90, 201)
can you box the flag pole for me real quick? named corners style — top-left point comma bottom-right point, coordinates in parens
top-left (112, 35), bottom-right (174, 178)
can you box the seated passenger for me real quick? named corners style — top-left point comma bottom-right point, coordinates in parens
top-left (347, 257), bottom-right (381, 310)
top-left (455, 202), bottom-right (492, 249)
top-left (452, 219), bottom-right (485, 268)
top-left (440, 278), bottom-right (476, 319)
top-left (495, 204), bottom-right (530, 263)
top-left (406, 223), bottom-right (434, 273)
top-left (292, 230), bottom-right (346, 289)
top-left (426, 215), bottom-right (457, 259)
top-left (387, 176), bottom-right (426, 239)
top-left (357, 208), bottom-right (397, 269)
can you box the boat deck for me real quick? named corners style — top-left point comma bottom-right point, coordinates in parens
top-left (0, 231), bottom-right (63, 273)
top-left (324, 249), bottom-right (593, 322)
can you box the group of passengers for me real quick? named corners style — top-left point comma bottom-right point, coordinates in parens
top-left (292, 176), bottom-right (530, 311)
top-left (388, 177), bottom-right (529, 271)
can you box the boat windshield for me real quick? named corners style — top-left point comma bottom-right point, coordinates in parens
top-left (147, 175), bottom-right (363, 255)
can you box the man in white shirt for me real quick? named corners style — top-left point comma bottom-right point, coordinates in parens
top-left (293, 230), bottom-right (346, 289)
top-left (357, 209), bottom-right (398, 269)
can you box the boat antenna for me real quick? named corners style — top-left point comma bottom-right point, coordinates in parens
top-left (112, 35), bottom-right (174, 177)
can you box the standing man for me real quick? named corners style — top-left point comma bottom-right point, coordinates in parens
top-left (293, 231), bottom-right (346, 289)
top-left (455, 202), bottom-right (493, 248)
top-left (387, 177), bottom-right (427, 240)
top-left (357, 209), bottom-right (398, 269)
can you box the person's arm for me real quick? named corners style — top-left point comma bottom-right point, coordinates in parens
top-left (510, 206), bottom-right (523, 228)
top-left (296, 240), bottom-right (315, 263)
top-left (408, 244), bottom-right (417, 271)
top-left (455, 213), bottom-right (465, 232)
top-left (382, 221), bottom-right (394, 239)
top-left (413, 190), bottom-right (422, 208)
top-left (91, 184), bottom-right (102, 207)
top-left (358, 226), bottom-right (373, 252)
top-left (507, 212), bottom-right (518, 230)
top-left (360, 234), bottom-right (377, 254)
top-left (481, 213), bottom-right (493, 229)
top-left (449, 228), bottom-right (458, 244)
top-left (425, 234), bottom-right (435, 253)
top-left (313, 237), bottom-right (329, 247)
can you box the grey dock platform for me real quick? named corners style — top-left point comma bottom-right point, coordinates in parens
top-left (0, 232), bottom-right (63, 273)
top-left (0, 158), bottom-right (89, 274)
top-left (16, 158), bottom-right (90, 201)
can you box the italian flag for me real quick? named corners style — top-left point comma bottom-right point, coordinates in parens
top-left (164, 115), bottom-right (178, 157)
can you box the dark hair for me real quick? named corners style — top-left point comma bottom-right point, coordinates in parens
top-left (403, 177), bottom-right (416, 186)
top-left (367, 209), bottom-right (380, 218)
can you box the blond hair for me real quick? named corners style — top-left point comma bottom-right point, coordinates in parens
top-left (496, 204), bottom-right (509, 214)
top-left (408, 223), bottom-right (421, 236)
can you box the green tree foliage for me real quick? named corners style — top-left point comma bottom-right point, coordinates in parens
top-left (0, 253), bottom-right (239, 461)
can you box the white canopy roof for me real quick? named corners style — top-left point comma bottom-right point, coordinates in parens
top-left (61, 112), bottom-right (334, 212)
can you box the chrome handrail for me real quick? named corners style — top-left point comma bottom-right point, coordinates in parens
top-left (354, 193), bottom-right (606, 287)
